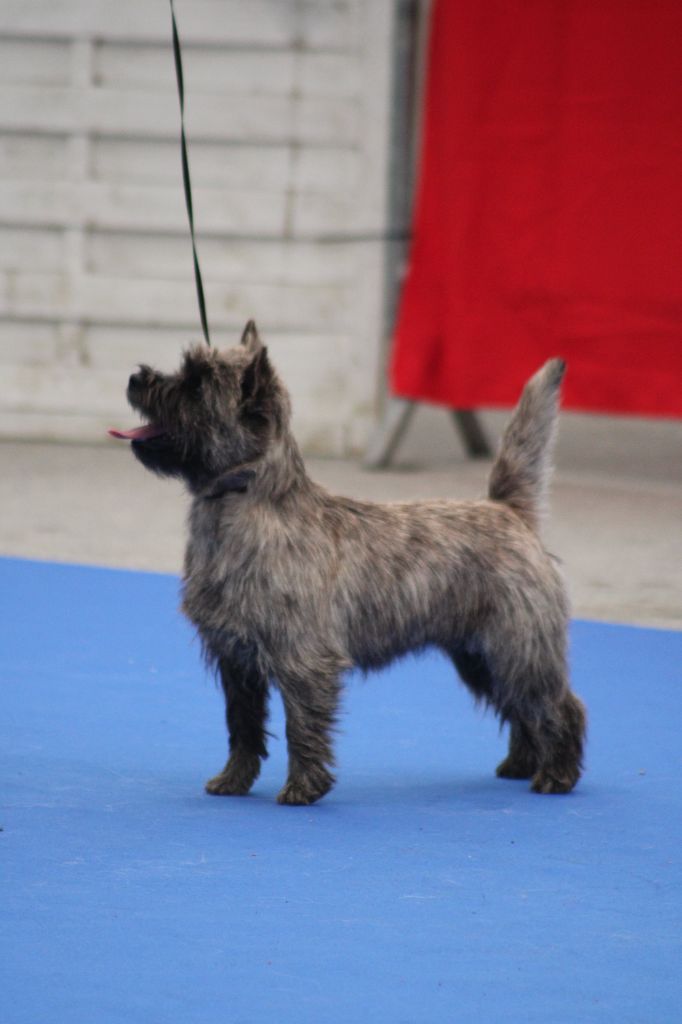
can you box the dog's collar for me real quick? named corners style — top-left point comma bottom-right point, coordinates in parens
top-left (202, 468), bottom-right (256, 500)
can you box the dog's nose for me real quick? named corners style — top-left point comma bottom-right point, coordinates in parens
top-left (128, 371), bottom-right (143, 392)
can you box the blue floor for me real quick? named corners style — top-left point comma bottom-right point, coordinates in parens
top-left (2, 557), bottom-right (681, 1023)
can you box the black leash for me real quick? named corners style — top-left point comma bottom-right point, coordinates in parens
top-left (168, 0), bottom-right (411, 347)
top-left (169, 0), bottom-right (211, 347)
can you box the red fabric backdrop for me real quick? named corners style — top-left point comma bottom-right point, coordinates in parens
top-left (391, 0), bottom-right (682, 416)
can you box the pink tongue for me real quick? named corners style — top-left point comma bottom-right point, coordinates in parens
top-left (107, 424), bottom-right (164, 441)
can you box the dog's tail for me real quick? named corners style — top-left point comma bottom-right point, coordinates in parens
top-left (487, 359), bottom-right (565, 533)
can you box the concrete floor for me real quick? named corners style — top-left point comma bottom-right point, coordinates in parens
top-left (1, 407), bottom-right (680, 630)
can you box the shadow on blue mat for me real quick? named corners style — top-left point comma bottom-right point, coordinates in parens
top-left (2, 558), bottom-right (681, 1024)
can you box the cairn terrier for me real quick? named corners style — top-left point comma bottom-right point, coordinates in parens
top-left (110, 322), bottom-right (586, 805)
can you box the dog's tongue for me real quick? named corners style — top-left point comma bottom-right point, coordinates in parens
top-left (108, 424), bottom-right (164, 441)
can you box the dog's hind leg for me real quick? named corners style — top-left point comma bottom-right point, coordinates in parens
top-left (205, 651), bottom-right (269, 797)
top-left (450, 639), bottom-right (585, 793)
top-left (527, 688), bottom-right (586, 794)
top-left (276, 669), bottom-right (341, 806)
top-left (449, 645), bottom-right (538, 779)
top-left (496, 660), bottom-right (586, 794)
top-left (449, 645), bottom-right (496, 705)
top-left (495, 719), bottom-right (539, 780)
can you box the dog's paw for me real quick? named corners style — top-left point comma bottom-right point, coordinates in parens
top-left (496, 753), bottom-right (536, 780)
top-left (205, 755), bottom-right (260, 797)
top-left (276, 771), bottom-right (334, 806)
top-left (205, 773), bottom-right (252, 796)
top-left (530, 768), bottom-right (579, 794)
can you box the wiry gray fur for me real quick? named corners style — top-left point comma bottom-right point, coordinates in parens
top-left (121, 323), bottom-right (586, 805)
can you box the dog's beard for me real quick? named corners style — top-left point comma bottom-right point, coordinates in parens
top-left (131, 433), bottom-right (184, 478)
top-left (108, 421), bottom-right (182, 476)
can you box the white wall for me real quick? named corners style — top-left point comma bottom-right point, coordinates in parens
top-left (0, 0), bottom-right (395, 454)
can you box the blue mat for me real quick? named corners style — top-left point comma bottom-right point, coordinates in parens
top-left (2, 557), bottom-right (681, 1023)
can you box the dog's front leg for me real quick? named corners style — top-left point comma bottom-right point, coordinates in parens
top-left (276, 671), bottom-right (340, 806)
top-left (205, 653), bottom-right (269, 797)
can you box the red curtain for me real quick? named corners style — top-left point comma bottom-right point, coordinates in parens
top-left (391, 0), bottom-right (682, 417)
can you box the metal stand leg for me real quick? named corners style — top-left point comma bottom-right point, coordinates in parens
top-left (363, 399), bottom-right (415, 469)
top-left (450, 410), bottom-right (492, 458)
top-left (364, 400), bottom-right (492, 468)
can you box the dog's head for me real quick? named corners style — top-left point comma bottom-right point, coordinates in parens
top-left (110, 322), bottom-right (288, 493)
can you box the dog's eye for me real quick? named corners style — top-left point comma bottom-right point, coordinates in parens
top-left (183, 363), bottom-right (209, 395)
top-left (182, 352), bottom-right (216, 396)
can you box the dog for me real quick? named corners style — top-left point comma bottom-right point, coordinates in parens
top-left (110, 322), bottom-right (586, 805)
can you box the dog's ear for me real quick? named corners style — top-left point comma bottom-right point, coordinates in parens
top-left (240, 346), bottom-right (273, 412)
top-left (240, 319), bottom-right (263, 355)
